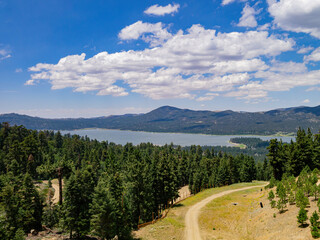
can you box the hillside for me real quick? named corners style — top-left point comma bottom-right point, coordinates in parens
top-left (1, 105), bottom-right (320, 135)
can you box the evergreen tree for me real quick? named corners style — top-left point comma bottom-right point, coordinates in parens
top-left (20, 173), bottom-right (43, 232)
top-left (276, 182), bottom-right (287, 213)
top-left (296, 189), bottom-right (309, 209)
top-left (63, 167), bottom-right (95, 239)
top-left (90, 176), bottom-right (115, 240)
top-left (297, 208), bottom-right (308, 227)
top-left (268, 139), bottom-right (284, 180)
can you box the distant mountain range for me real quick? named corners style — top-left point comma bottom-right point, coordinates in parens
top-left (1, 105), bottom-right (320, 135)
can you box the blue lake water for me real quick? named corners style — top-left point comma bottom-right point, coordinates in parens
top-left (60, 128), bottom-right (294, 147)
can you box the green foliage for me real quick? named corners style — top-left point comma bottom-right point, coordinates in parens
top-left (268, 190), bottom-right (275, 202)
top-left (296, 189), bottom-right (310, 209)
top-left (0, 123), bottom-right (265, 239)
top-left (288, 191), bottom-right (295, 205)
top-left (268, 128), bottom-right (320, 179)
top-left (13, 228), bottom-right (25, 240)
top-left (268, 176), bottom-right (276, 188)
top-left (276, 182), bottom-right (287, 213)
top-left (297, 208), bottom-right (308, 226)
top-left (311, 211), bottom-right (319, 228)
top-left (0, 173), bottom-right (43, 238)
top-left (62, 167), bottom-right (95, 239)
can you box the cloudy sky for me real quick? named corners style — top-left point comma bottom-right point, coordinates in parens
top-left (1, 0), bottom-right (320, 117)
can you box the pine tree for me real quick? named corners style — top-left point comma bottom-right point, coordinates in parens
top-left (296, 189), bottom-right (309, 209)
top-left (268, 139), bottom-right (284, 180)
top-left (310, 211), bottom-right (319, 228)
top-left (310, 211), bottom-right (320, 238)
top-left (108, 172), bottom-right (131, 239)
top-left (297, 208), bottom-right (308, 227)
top-left (276, 182), bottom-right (287, 213)
top-left (90, 176), bottom-right (115, 240)
top-left (63, 167), bottom-right (95, 239)
top-left (20, 173), bottom-right (43, 232)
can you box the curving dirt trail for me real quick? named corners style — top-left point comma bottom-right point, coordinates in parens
top-left (185, 185), bottom-right (266, 240)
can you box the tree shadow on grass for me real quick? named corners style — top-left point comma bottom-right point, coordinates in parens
top-left (279, 209), bottom-right (289, 214)
top-left (172, 203), bottom-right (184, 208)
top-left (299, 223), bottom-right (310, 228)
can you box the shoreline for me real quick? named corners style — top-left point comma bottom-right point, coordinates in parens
top-left (228, 140), bottom-right (247, 149)
top-left (58, 127), bottom-right (296, 138)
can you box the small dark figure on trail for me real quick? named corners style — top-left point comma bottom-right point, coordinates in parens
top-left (260, 202), bottom-right (263, 208)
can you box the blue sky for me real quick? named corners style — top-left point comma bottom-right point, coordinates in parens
top-left (0, 0), bottom-right (320, 118)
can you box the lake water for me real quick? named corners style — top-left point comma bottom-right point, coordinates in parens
top-left (60, 128), bottom-right (294, 147)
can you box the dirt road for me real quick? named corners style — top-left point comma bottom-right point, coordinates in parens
top-left (42, 179), bottom-right (63, 204)
top-left (185, 184), bottom-right (266, 240)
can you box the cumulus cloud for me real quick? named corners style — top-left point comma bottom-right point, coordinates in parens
top-left (237, 4), bottom-right (259, 28)
top-left (118, 21), bottom-right (172, 47)
top-left (228, 69), bottom-right (320, 100)
top-left (28, 24), bottom-right (296, 100)
top-left (144, 3), bottom-right (180, 16)
top-left (303, 99), bottom-right (310, 103)
top-left (304, 47), bottom-right (320, 62)
top-left (268, 0), bottom-right (320, 38)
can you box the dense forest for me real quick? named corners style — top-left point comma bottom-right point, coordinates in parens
top-left (0, 123), bottom-right (269, 240)
top-left (267, 128), bottom-right (320, 180)
top-left (184, 137), bottom-right (269, 162)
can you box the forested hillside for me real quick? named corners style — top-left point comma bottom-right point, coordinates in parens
top-left (1, 105), bottom-right (320, 135)
top-left (0, 123), bottom-right (268, 239)
top-left (264, 129), bottom-right (320, 238)
top-left (268, 128), bottom-right (320, 180)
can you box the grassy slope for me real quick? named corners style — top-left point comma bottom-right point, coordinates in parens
top-left (199, 187), bottom-right (316, 240)
top-left (134, 182), bottom-right (266, 240)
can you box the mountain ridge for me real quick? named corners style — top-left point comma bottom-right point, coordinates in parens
top-left (1, 105), bottom-right (320, 135)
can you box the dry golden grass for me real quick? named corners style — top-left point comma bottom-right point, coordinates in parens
top-left (199, 187), bottom-right (317, 240)
top-left (134, 182), bottom-right (266, 240)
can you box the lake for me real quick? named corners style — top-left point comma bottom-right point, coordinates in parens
top-left (60, 128), bottom-right (294, 147)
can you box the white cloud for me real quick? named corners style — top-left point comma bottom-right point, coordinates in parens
top-left (304, 47), bottom-right (320, 62)
top-left (303, 99), bottom-right (310, 103)
top-left (28, 24), bottom-right (295, 101)
top-left (269, 61), bottom-right (307, 73)
top-left (306, 86), bottom-right (320, 92)
top-left (144, 3), bottom-right (180, 16)
top-left (196, 93), bottom-right (219, 101)
top-left (0, 54), bottom-right (11, 60)
top-left (15, 68), bottom-right (23, 73)
top-left (221, 0), bottom-right (246, 6)
top-left (0, 48), bottom-right (11, 60)
top-left (257, 23), bottom-right (270, 31)
top-left (297, 46), bottom-right (314, 54)
top-left (268, 0), bottom-right (320, 38)
top-left (118, 21), bottom-right (172, 47)
top-left (237, 4), bottom-right (259, 28)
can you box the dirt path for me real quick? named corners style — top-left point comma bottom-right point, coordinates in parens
top-left (185, 184), bottom-right (266, 240)
top-left (42, 179), bottom-right (63, 204)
